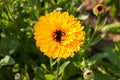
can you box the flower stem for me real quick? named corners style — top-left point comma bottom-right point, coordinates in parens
top-left (56, 59), bottom-right (60, 80)
top-left (50, 57), bottom-right (53, 72)
top-left (91, 25), bottom-right (98, 40)
top-left (82, 16), bottom-right (101, 55)
top-left (91, 16), bottom-right (100, 40)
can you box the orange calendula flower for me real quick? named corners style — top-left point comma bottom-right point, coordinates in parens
top-left (93, 4), bottom-right (105, 16)
top-left (34, 11), bottom-right (85, 58)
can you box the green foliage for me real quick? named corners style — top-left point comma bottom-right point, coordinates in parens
top-left (33, 67), bottom-right (46, 80)
top-left (0, 0), bottom-right (120, 80)
top-left (97, 18), bottom-right (107, 30)
top-left (91, 46), bottom-right (120, 79)
top-left (104, 0), bottom-right (120, 16)
top-left (78, 13), bottom-right (90, 21)
top-left (102, 23), bottom-right (120, 34)
top-left (90, 34), bottom-right (105, 46)
top-left (0, 55), bottom-right (15, 68)
top-left (58, 61), bottom-right (70, 75)
top-left (0, 36), bottom-right (20, 56)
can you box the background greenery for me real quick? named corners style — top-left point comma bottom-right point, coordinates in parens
top-left (0, 0), bottom-right (120, 80)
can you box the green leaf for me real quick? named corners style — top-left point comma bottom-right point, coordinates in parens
top-left (76, 3), bottom-right (83, 12)
top-left (12, 63), bottom-right (20, 72)
top-left (0, 36), bottom-right (20, 56)
top-left (45, 74), bottom-right (55, 80)
top-left (0, 55), bottom-right (15, 68)
top-left (85, 25), bottom-right (91, 42)
top-left (52, 59), bottom-right (58, 66)
top-left (102, 23), bottom-right (120, 34)
top-left (41, 63), bottom-right (47, 70)
top-left (104, 0), bottom-right (111, 5)
top-left (91, 53), bottom-right (108, 62)
top-left (115, 41), bottom-right (120, 57)
top-left (90, 34), bottom-right (105, 46)
top-left (33, 67), bottom-right (45, 80)
top-left (59, 61), bottom-right (70, 75)
top-left (98, 18), bottom-right (107, 30)
top-left (107, 64), bottom-right (120, 77)
top-left (94, 71), bottom-right (114, 80)
top-left (59, 62), bottom-right (79, 80)
top-left (78, 13), bottom-right (89, 20)
top-left (110, 5), bottom-right (117, 16)
top-left (103, 47), bottom-right (120, 69)
top-left (91, 47), bottom-right (120, 69)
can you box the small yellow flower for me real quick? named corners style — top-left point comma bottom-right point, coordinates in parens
top-left (34, 11), bottom-right (85, 58)
top-left (93, 4), bottom-right (105, 16)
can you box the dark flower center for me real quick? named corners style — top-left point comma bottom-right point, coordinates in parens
top-left (97, 6), bottom-right (103, 11)
top-left (87, 72), bottom-right (91, 75)
top-left (53, 30), bottom-right (65, 42)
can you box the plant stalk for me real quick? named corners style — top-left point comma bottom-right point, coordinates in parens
top-left (82, 15), bottom-right (101, 55)
top-left (50, 57), bottom-right (53, 72)
top-left (56, 59), bottom-right (60, 80)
